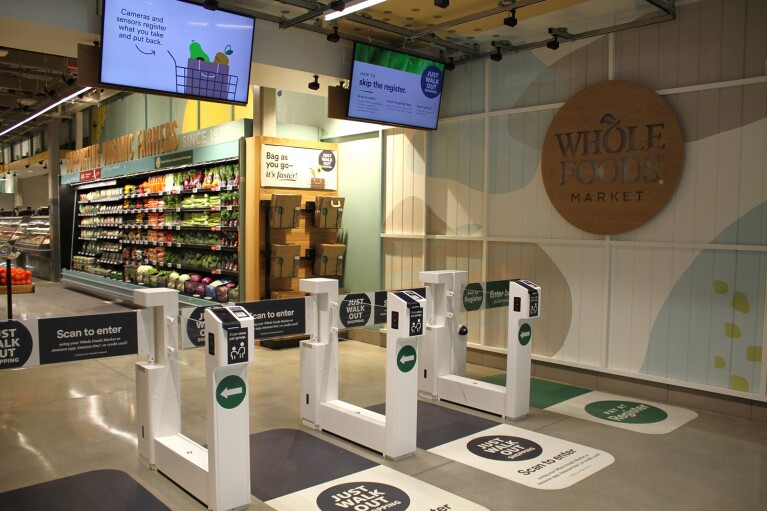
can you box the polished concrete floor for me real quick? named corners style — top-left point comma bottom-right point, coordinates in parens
top-left (0, 282), bottom-right (766, 510)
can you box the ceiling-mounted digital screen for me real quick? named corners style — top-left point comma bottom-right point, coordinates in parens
top-left (100, 0), bottom-right (254, 105)
top-left (347, 42), bottom-right (445, 130)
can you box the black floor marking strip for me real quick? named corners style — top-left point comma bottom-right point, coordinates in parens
top-left (368, 400), bottom-right (499, 450)
top-left (0, 469), bottom-right (170, 511)
top-left (250, 428), bottom-right (377, 501)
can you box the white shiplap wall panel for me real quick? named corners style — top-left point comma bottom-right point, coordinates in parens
top-left (607, 247), bottom-right (636, 372)
top-left (715, 109), bottom-right (743, 243)
top-left (470, 119), bottom-right (485, 236)
top-left (548, 244), bottom-right (579, 362)
top-left (628, 249), bottom-right (655, 372)
top-left (578, 245), bottom-right (607, 366)
top-left (737, 117), bottom-right (767, 242)
top-left (402, 132), bottom-right (415, 235)
top-left (692, 92), bottom-right (721, 244)
top-left (390, 130), bottom-right (404, 234)
top-left (413, 130), bottom-right (426, 235)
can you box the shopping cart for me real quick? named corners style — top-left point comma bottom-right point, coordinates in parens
top-left (170, 52), bottom-right (239, 101)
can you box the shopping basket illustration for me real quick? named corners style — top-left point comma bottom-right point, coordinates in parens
top-left (170, 52), bottom-right (238, 101)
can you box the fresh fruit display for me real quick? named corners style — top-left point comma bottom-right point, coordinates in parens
top-left (0, 267), bottom-right (33, 286)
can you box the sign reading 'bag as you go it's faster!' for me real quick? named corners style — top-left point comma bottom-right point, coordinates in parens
top-left (261, 144), bottom-right (338, 191)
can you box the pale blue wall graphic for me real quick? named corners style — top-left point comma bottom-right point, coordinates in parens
top-left (643, 202), bottom-right (767, 392)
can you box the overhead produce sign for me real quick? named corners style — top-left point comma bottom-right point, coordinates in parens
top-left (541, 80), bottom-right (684, 235)
top-left (66, 121), bottom-right (180, 172)
top-left (261, 144), bottom-right (338, 191)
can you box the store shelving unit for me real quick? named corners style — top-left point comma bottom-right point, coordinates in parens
top-left (64, 157), bottom-right (242, 306)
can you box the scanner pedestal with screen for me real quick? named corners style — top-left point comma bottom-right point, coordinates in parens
top-left (299, 279), bottom-right (426, 459)
top-left (135, 288), bottom-right (253, 511)
top-left (419, 273), bottom-right (541, 421)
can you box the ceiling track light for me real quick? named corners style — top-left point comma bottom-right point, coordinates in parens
top-left (203, 0), bottom-right (218, 11)
top-left (325, 0), bottom-right (387, 21)
top-left (0, 86), bottom-right (91, 138)
top-left (308, 74), bottom-right (320, 91)
top-left (434, 0), bottom-right (449, 7)
top-left (504, 9), bottom-right (517, 28)
top-left (546, 34), bottom-right (560, 50)
top-left (327, 26), bottom-right (340, 43)
top-left (490, 48), bottom-right (503, 62)
top-left (445, 57), bottom-right (455, 71)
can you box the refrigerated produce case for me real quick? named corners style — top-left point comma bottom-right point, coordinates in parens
top-left (15, 216), bottom-right (52, 280)
top-left (63, 158), bottom-right (243, 307)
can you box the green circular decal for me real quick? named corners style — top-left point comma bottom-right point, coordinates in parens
top-left (216, 375), bottom-right (247, 409)
top-left (585, 400), bottom-right (668, 424)
top-left (397, 345), bottom-right (417, 372)
top-left (463, 283), bottom-right (484, 311)
top-left (518, 322), bottom-right (532, 346)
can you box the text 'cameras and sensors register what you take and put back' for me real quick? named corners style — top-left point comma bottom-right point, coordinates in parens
top-left (100, 0), bottom-right (255, 105)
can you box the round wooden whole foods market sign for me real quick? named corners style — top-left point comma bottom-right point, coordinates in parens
top-left (541, 80), bottom-right (684, 234)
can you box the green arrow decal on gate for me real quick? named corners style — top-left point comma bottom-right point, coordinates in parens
top-left (216, 374), bottom-right (246, 409)
top-left (397, 345), bottom-right (417, 372)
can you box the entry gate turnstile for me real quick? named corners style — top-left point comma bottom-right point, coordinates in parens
top-left (419, 271), bottom-right (542, 420)
top-left (135, 289), bottom-right (253, 511)
top-left (299, 278), bottom-right (427, 459)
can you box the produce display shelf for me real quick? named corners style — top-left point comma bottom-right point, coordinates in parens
top-left (0, 284), bottom-right (35, 294)
top-left (62, 269), bottom-right (212, 307)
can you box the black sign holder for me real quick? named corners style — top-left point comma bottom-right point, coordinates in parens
top-left (0, 243), bottom-right (20, 321)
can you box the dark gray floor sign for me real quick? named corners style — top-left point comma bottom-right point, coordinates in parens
top-left (0, 469), bottom-right (171, 510)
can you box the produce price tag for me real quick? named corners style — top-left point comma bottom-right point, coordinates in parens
top-left (227, 206), bottom-right (233, 211)
top-left (211, 246), bottom-right (218, 251)
top-left (211, 226), bottom-right (219, 232)
top-left (212, 269), bottom-right (220, 275)
top-left (215, 245), bottom-right (222, 251)
top-left (175, 226), bottom-right (181, 231)
top-left (176, 264), bottom-right (182, 269)
top-left (212, 186), bottom-right (219, 192)
top-left (226, 185), bottom-right (233, 191)
top-left (176, 243), bottom-right (182, 248)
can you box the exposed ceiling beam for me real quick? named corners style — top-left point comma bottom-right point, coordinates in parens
top-left (644, 0), bottom-right (675, 17)
top-left (410, 0), bottom-right (546, 38)
top-left (463, 10), bottom-right (674, 66)
top-left (276, 0), bottom-right (480, 55)
top-left (0, 75), bottom-right (40, 93)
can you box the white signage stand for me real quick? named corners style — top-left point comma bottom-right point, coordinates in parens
top-left (419, 273), bottom-right (541, 420)
top-left (299, 278), bottom-right (426, 459)
top-left (134, 289), bottom-right (253, 511)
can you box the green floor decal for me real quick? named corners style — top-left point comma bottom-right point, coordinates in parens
top-left (479, 375), bottom-right (697, 434)
top-left (479, 375), bottom-right (592, 409)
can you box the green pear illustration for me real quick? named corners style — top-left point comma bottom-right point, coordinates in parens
top-left (189, 41), bottom-right (210, 62)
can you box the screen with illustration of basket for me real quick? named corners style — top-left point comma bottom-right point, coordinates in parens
top-left (100, 0), bottom-right (254, 105)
